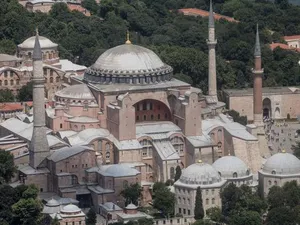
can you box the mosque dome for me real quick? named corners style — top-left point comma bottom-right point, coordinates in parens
top-left (61, 204), bottom-right (81, 213)
top-left (179, 161), bottom-right (222, 185)
top-left (262, 152), bottom-right (300, 175)
top-left (46, 199), bottom-right (60, 207)
top-left (18, 36), bottom-right (58, 49)
top-left (126, 203), bottom-right (138, 210)
top-left (212, 155), bottom-right (250, 178)
top-left (84, 43), bottom-right (173, 84)
top-left (105, 164), bottom-right (140, 177)
top-left (55, 84), bottom-right (95, 100)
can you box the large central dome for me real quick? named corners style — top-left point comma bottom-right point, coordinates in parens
top-left (84, 43), bottom-right (173, 84)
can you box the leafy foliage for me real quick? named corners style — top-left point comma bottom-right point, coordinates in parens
top-left (194, 187), bottom-right (204, 220)
top-left (0, 151), bottom-right (16, 184)
top-left (86, 208), bottom-right (97, 225)
top-left (292, 141), bottom-right (300, 159)
top-left (226, 109), bottom-right (248, 125)
top-left (17, 82), bottom-right (33, 102)
top-left (121, 183), bottom-right (142, 206)
top-left (152, 183), bottom-right (175, 218)
top-left (0, 89), bottom-right (14, 103)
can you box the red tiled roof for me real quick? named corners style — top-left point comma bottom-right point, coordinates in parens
top-left (67, 4), bottom-right (91, 16)
top-left (284, 35), bottom-right (300, 41)
top-left (269, 43), bottom-right (300, 52)
top-left (177, 8), bottom-right (239, 23)
top-left (0, 103), bottom-right (24, 112)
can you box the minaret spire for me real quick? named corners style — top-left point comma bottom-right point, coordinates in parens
top-left (207, 0), bottom-right (218, 103)
top-left (252, 24), bottom-right (264, 125)
top-left (254, 24), bottom-right (261, 57)
top-left (209, 0), bottom-right (215, 28)
top-left (29, 28), bottom-right (49, 169)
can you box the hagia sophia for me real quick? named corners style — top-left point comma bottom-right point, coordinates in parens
top-left (1, 1), bottom-right (300, 224)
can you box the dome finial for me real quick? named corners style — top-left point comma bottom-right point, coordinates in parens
top-left (36, 27), bottom-right (39, 36)
top-left (228, 152), bottom-right (231, 156)
top-left (282, 148), bottom-right (286, 153)
top-left (198, 159), bottom-right (203, 164)
top-left (125, 30), bottom-right (131, 44)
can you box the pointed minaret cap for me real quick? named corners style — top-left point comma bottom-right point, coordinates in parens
top-left (208, 0), bottom-right (215, 28)
top-left (32, 28), bottom-right (42, 60)
top-left (254, 24), bottom-right (261, 57)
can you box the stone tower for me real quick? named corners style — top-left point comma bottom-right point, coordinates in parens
top-left (29, 29), bottom-right (49, 169)
top-left (207, 0), bottom-right (218, 103)
top-left (253, 24), bottom-right (263, 125)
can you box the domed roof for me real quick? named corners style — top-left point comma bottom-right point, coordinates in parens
top-left (179, 161), bottom-right (222, 185)
top-left (61, 204), bottom-right (81, 213)
top-left (55, 84), bottom-right (95, 100)
top-left (212, 155), bottom-right (251, 178)
top-left (104, 164), bottom-right (140, 177)
top-left (46, 199), bottom-right (60, 207)
top-left (126, 203), bottom-right (138, 210)
top-left (18, 36), bottom-right (58, 49)
top-left (262, 152), bottom-right (300, 175)
top-left (84, 43), bottom-right (173, 84)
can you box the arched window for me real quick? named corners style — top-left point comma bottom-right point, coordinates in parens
top-left (178, 197), bottom-right (181, 203)
top-left (183, 198), bottom-right (185, 204)
top-left (268, 180), bottom-right (272, 186)
top-left (212, 198), bottom-right (215, 204)
top-left (272, 170), bottom-right (276, 175)
top-left (143, 115), bottom-right (146, 120)
top-left (274, 180), bottom-right (278, 186)
top-left (123, 180), bottom-right (128, 188)
top-left (4, 80), bottom-right (7, 86)
top-left (71, 175), bottom-right (78, 185)
top-left (151, 115), bottom-right (154, 120)
top-left (206, 198), bottom-right (209, 205)
top-left (170, 167), bottom-right (175, 179)
top-left (105, 143), bottom-right (110, 151)
top-left (16, 79), bottom-right (20, 85)
top-left (233, 172), bottom-right (238, 178)
top-left (0, 80), bottom-right (2, 86)
top-left (218, 142), bottom-right (222, 149)
top-left (81, 125), bottom-right (85, 130)
top-left (56, 76), bottom-right (59, 82)
top-left (50, 77), bottom-right (53, 83)
top-left (10, 80), bottom-right (14, 85)
top-left (106, 152), bottom-right (110, 159)
top-left (50, 70), bottom-right (53, 76)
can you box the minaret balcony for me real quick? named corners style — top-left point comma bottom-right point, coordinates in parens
top-left (206, 39), bottom-right (217, 45)
top-left (251, 68), bottom-right (264, 74)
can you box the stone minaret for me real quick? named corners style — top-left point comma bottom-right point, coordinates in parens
top-left (29, 29), bottom-right (49, 169)
top-left (253, 24), bottom-right (263, 125)
top-left (207, 0), bottom-right (218, 102)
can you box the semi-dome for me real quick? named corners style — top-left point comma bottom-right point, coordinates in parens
top-left (18, 36), bottom-right (58, 49)
top-left (61, 204), bottom-right (81, 213)
top-left (212, 155), bottom-right (250, 178)
top-left (179, 161), bottom-right (222, 185)
top-left (126, 203), bottom-right (138, 210)
top-left (262, 151), bottom-right (300, 175)
top-left (55, 84), bottom-right (95, 100)
top-left (84, 43), bottom-right (173, 84)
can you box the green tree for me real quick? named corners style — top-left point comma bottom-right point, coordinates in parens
top-left (0, 39), bottom-right (16, 55)
top-left (292, 142), bottom-right (300, 159)
top-left (0, 89), bottom-right (15, 102)
top-left (0, 151), bottom-right (16, 184)
top-left (221, 183), bottom-right (242, 217)
top-left (229, 210), bottom-right (262, 225)
top-left (206, 207), bottom-right (222, 223)
top-left (17, 82), bottom-right (33, 102)
top-left (82, 0), bottom-right (98, 15)
top-left (153, 186), bottom-right (175, 218)
top-left (121, 183), bottom-right (142, 205)
top-left (174, 165), bottom-right (182, 182)
top-left (137, 218), bottom-right (154, 225)
top-left (152, 182), bottom-right (166, 194)
top-left (22, 184), bottom-right (39, 199)
top-left (50, 216), bottom-right (60, 225)
top-left (86, 208), bottom-right (97, 225)
top-left (226, 110), bottom-right (248, 125)
top-left (12, 198), bottom-right (43, 225)
top-left (266, 206), bottom-right (295, 225)
top-left (192, 219), bottom-right (213, 225)
top-left (194, 187), bottom-right (204, 220)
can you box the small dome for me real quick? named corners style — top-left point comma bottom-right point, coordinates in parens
top-left (55, 84), bottom-right (95, 100)
top-left (126, 203), bottom-right (138, 210)
top-left (212, 155), bottom-right (250, 178)
top-left (84, 43), bottom-right (173, 84)
top-left (18, 36), bottom-right (58, 49)
top-left (46, 199), bottom-right (60, 207)
top-left (262, 152), bottom-right (300, 175)
top-left (179, 162), bottom-right (221, 185)
top-left (61, 204), bottom-right (81, 213)
top-left (105, 164), bottom-right (139, 177)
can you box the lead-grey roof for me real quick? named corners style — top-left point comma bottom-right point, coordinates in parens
top-left (55, 84), bottom-right (96, 100)
top-left (152, 140), bottom-right (180, 160)
top-left (18, 35), bottom-right (58, 49)
top-left (136, 121), bottom-right (181, 135)
top-left (96, 164), bottom-right (140, 177)
top-left (47, 145), bottom-right (93, 162)
top-left (223, 86), bottom-right (300, 97)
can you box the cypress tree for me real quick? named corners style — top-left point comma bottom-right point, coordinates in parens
top-left (174, 165), bottom-right (182, 181)
top-left (194, 187), bottom-right (204, 220)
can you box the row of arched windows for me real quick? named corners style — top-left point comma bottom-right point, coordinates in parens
top-left (0, 79), bottom-right (20, 86)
